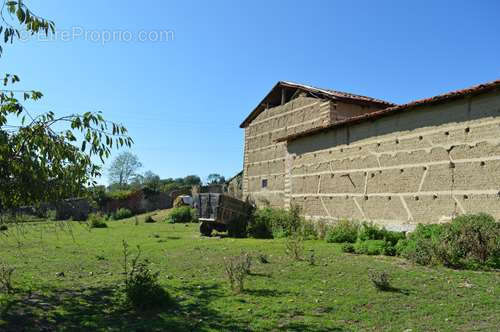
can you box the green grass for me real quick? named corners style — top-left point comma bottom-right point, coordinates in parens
top-left (0, 211), bottom-right (498, 331)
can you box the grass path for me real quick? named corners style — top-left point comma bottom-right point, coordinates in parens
top-left (0, 212), bottom-right (498, 331)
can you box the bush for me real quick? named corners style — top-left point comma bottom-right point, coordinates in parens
top-left (247, 205), bottom-right (304, 239)
top-left (285, 235), bottom-right (304, 261)
top-left (396, 214), bottom-right (500, 270)
top-left (354, 240), bottom-right (389, 255)
top-left (122, 241), bottom-right (169, 309)
top-left (325, 219), bottom-right (359, 243)
top-left (227, 217), bottom-right (248, 238)
top-left (113, 208), bottom-right (133, 220)
top-left (369, 271), bottom-right (392, 291)
top-left (436, 214), bottom-right (500, 269)
top-left (144, 215), bottom-right (156, 223)
top-left (0, 261), bottom-right (15, 294)
top-left (166, 206), bottom-right (197, 223)
top-left (398, 223), bottom-right (445, 265)
top-left (224, 253), bottom-right (252, 293)
top-left (314, 219), bottom-right (330, 240)
top-left (358, 222), bottom-right (405, 246)
top-left (341, 243), bottom-right (355, 253)
top-left (88, 213), bottom-right (108, 229)
top-left (300, 221), bottom-right (318, 240)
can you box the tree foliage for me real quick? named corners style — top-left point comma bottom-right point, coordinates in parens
top-left (0, 1), bottom-right (132, 209)
top-left (108, 152), bottom-right (142, 187)
top-left (207, 173), bottom-right (226, 185)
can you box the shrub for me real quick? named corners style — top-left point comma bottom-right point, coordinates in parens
top-left (357, 222), bottom-right (406, 246)
top-left (436, 214), bottom-right (500, 269)
top-left (247, 208), bottom-right (274, 239)
top-left (227, 217), bottom-right (248, 238)
top-left (257, 253), bottom-right (269, 264)
top-left (122, 241), bottom-right (169, 309)
top-left (224, 253), bottom-right (252, 293)
top-left (314, 219), bottom-right (330, 240)
top-left (325, 219), bottom-right (359, 243)
top-left (398, 223), bottom-right (445, 266)
top-left (46, 209), bottom-right (57, 221)
top-left (166, 206), bottom-right (197, 223)
top-left (369, 271), bottom-right (392, 291)
top-left (306, 250), bottom-right (316, 266)
top-left (0, 261), bottom-right (15, 294)
top-left (301, 221), bottom-right (318, 240)
top-left (248, 205), bottom-right (305, 239)
top-left (144, 215), bottom-right (156, 223)
top-left (285, 234), bottom-right (304, 261)
top-left (354, 240), bottom-right (388, 255)
top-left (88, 213), bottom-right (108, 229)
top-left (341, 243), bottom-right (355, 253)
top-left (113, 208), bottom-right (133, 220)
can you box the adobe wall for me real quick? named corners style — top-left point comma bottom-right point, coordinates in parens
top-left (243, 96), bottom-right (332, 207)
top-left (287, 91), bottom-right (500, 230)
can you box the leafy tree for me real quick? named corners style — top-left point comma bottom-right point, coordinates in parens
top-left (207, 173), bottom-right (226, 185)
top-left (143, 171), bottom-right (161, 191)
top-left (108, 152), bottom-right (142, 187)
top-left (0, 1), bottom-right (132, 210)
top-left (183, 175), bottom-right (201, 186)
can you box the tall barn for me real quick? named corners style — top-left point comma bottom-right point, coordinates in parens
top-left (240, 80), bottom-right (500, 230)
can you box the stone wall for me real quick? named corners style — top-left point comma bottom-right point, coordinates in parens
top-left (287, 91), bottom-right (500, 230)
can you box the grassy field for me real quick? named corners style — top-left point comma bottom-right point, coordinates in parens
top-left (0, 211), bottom-right (498, 331)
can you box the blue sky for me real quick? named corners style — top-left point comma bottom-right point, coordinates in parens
top-left (2, 0), bottom-right (499, 184)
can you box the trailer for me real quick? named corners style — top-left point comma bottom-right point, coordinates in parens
top-left (192, 193), bottom-right (253, 236)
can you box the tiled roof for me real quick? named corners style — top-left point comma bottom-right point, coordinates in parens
top-left (276, 79), bottom-right (500, 142)
top-left (279, 81), bottom-right (395, 106)
top-left (239, 81), bottom-right (395, 128)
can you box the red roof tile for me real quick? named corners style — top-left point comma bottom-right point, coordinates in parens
top-left (276, 79), bottom-right (500, 142)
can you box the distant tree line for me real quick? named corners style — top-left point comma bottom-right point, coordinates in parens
top-left (105, 152), bottom-right (226, 194)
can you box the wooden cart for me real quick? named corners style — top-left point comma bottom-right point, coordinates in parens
top-left (192, 193), bottom-right (253, 236)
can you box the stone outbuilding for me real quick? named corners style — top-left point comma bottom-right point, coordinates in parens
top-left (240, 80), bottom-right (500, 230)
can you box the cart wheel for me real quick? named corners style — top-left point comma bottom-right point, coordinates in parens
top-left (200, 222), bottom-right (213, 237)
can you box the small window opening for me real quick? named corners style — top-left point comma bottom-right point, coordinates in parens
top-left (261, 179), bottom-right (268, 188)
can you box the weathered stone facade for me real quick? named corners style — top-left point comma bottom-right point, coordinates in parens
top-left (241, 81), bottom-right (500, 230)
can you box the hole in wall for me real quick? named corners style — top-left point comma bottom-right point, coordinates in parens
top-left (418, 136), bottom-right (423, 140)
top-left (387, 196), bottom-right (392, 201)
top-left (433, 194), bottom-right (438, 200)
top-left (465, 127), bottom-right (470, 133)
top-left (423, 166), bottom-right (428, 171)
top-left (445, 131), bottom-right (450, 136)
top-left (400, 169), bottom-right (404, 173)
top-left (395, 139), bottom-right (400, 144)
top-left (414, 196), bottom-right (419, 201)
top-left (371, 173), bottom-right (375, 178)
top-left (463, 195), bottom-right (469, 200)
top-left (480, 161), bottom-right (486, 166)
top-left (364, 196), bottom-right (369, 200)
